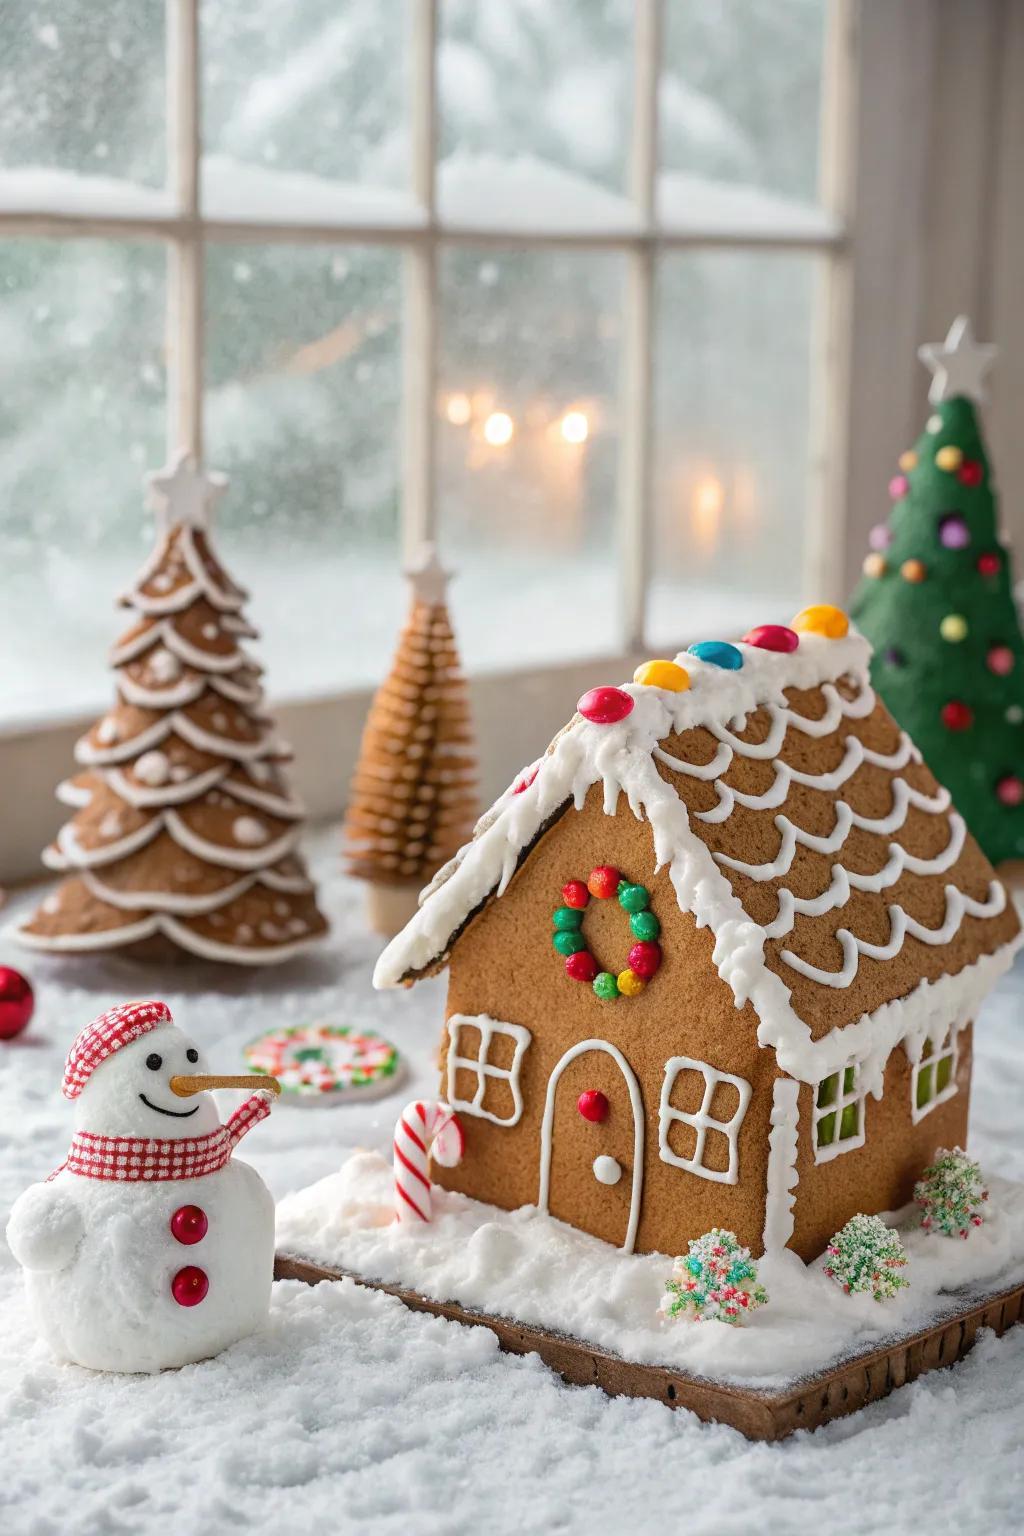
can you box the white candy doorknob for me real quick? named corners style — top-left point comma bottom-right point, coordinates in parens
top-left (592, 1155), bottom-right (622, 1186)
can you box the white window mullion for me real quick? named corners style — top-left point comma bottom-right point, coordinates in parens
top-left (400, 0), bottom-right (439, 561)
top-left (617, 0), bottom-right (662, 653)
top-left (166, 0), bottom-right (203, 461)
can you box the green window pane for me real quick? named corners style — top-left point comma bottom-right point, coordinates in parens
top-left (817, 1074), bottom-right (838, 1108)
top-left (916, 1064), bottom-right (935, 1108)
top-left (842, 1065), bottom-right (856, 1095)
top-left (839, 1102), bottom-right (860, 1140)
top-left (936, 1055), bottom-right (953, 1093)
top-left (817, 1111), bottom-right (836, 1146)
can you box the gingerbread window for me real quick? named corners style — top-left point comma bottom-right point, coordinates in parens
top-left (911, 1029), bottom-right (959, 1122)
top-left (813, 1060), bottom-right (865, 1162)
top-left (658, 1057), bottom-right (751, 1185)
top-left (446, 1014), bottom-right (531, 1127)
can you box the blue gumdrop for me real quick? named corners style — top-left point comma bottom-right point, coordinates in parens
top-left (688, 640), bottom-right (743, 670)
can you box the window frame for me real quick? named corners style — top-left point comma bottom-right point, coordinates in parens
top-left (813, 1058), bottom-right (866, 1163)
top-left (445, 1012), bottom-right (531, 1127)
top-left (910, 1027), bottom-right (959, 1123)
top-left (657, 1055), bottom-right (752, 1185)
top-left (0, 0), bottom-right (866, 879)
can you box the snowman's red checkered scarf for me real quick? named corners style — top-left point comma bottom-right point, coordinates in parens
top-left (55, 1092), bottom-right (272, 1182)
top-left (62, 999), bottom-right (173, 1099)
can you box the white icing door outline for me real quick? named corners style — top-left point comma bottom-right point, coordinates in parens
top-left (538, 1039), bottom-right (644, 1254)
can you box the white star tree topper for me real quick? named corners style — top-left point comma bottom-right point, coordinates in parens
top-left (146, 450), bottom-right (229, 533)
top-left (405, 543), bottom-right (451, 606)
top-left (918, 315), bottom-right (998, 406)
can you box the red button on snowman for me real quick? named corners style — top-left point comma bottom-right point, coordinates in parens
top-left (5, 1000), bottom-right (280, 1373)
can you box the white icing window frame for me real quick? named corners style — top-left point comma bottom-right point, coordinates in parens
top-left (658, 1057), bottom-right (751, 1185)
top-left (910, 1027), bottom-right (959, 1124)
top-left (813, 1058), bottom-right (866, 1163)
top-left (446, 1013), bottom-right (531, 1127)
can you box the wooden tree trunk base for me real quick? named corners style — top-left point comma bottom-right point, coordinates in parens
top-left (275, 1251), bottom-right (1024, 1441)
top-left (365, 882), bottom-right (422, 939)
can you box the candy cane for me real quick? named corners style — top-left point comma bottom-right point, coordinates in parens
top-left (393, 1100), bottom-right (464, 1222)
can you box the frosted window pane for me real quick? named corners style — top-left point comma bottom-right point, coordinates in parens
top-left (0, 242), bottom-right (165, 724)
top-left (438, 248), bottom-right (621, 666)
top-left (439, 0), bottom-right (632, 196)
top-left (204, 243), bottom-right (402, 697)
top-left (661, 0), bottom-right (827, 205)
top-left (649, 252), bottom-right (816, 649)
top-left (202, 0), bottom-right (408, 199)
top-left (0, 2), bottom-right (165, 188)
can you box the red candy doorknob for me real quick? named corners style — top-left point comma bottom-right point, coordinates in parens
top-left (577, 1089), bottom-right (609, 1123)
top-left (0, 967), bottom-right (34, 1041)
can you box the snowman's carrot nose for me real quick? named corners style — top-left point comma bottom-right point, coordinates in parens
top-left (169, 1073), bottom-right (282, 1097)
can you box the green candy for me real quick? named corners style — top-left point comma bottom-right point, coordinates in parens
top-left (553, 930), bottom-right (587, 956)
top-left (552, 905), bottom-right (584, 931)
top-left (592, 971), bottom-right (620, 1000)
top-left (630, 909), bottom-right (660, 941)
top-left (617, 883), bottom-right (650, 914)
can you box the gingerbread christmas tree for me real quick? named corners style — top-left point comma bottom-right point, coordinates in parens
top-left (18, 452), bottom-right (328, 963)
top-left (851, 316), bottom-right (1024, 865)
top-left (344, 546), bottom-right (478, 937)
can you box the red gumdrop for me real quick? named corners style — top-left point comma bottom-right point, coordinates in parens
top-left (941, 700), bottom-right (974, 732)
top-left (628, 940), bottom-right (662, 978)
top-left (170, 1205), bottom-right (208, 1246)
top-left (742, 624), bottom-right (799, 654)
top-left (577, 1089), bottom-right (609, 1123)
top-left (958, 460), bottom-right (983, 487)
top-left (562, 879), bottom-right (590, 909)
top-left (565, 951), bottom-right (598, 984)
top-left (587, 865), bottom-right (621, 900)
top-left (171, 1265), bottom-right (209, 1307)
top-left (577, 686), bottom-right (635, 725)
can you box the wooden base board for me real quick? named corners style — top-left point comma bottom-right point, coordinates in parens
top-left (275, 1252), bottom-right (1024, 1441)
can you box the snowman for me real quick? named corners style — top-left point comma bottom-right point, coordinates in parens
top-left (6, 999), bottom-right (279, 1372)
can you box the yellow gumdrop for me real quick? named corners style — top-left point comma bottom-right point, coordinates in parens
top-left (617, 968), bottom-right (646, 997)
top-left (935, 445), bottom-right (963, 472)
top-left (633, 659), bottom-right (691, 692)
top-left (790, 604), bottom-right (850, 639)
top-left (899, 450), bottom-right (918, 471)
top-left (862, 553), bottom-right (887, 579)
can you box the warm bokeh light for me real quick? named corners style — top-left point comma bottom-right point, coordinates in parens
top-left (560, 410), bottom-right (589, 444)
top-left (445, 392), bottom-right (472, 426)
top-left (691, 472), bottom-right (724, 554)
top-left (483, 411), bottom-right (515, 446)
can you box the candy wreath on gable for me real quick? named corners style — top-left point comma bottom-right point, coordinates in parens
top-left (554, 868), bottom-right (662, 999)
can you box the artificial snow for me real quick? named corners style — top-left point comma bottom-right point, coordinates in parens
top-left (3, 834), bottom-right (1024, 1534)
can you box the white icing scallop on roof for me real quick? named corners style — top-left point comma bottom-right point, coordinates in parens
top-left (374, 630), bottom-right (1019, 1084)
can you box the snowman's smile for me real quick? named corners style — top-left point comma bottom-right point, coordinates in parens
top-left (139, 1093), bottom-right (199, 1118)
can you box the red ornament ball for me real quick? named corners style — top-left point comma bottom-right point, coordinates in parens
top-left (941, 700), bottom-right (974, 732)
top-left (0, 967), bottom-right (34, 1041)
top-left (742, 624), bottom-right (799, 654)
top-left (988, 646), bottom-right (1015, 677)
top-left (958, 460), bottom-right (984, 487)
top-left (578, 686), bottom-right (634, 725)
top-left (170, 1205), bottom-right (209, 1246)
top-left (171, 1265), bottom-right (209, 1308)
top-left (577, 1089), bottom-right (609, 1123)
top-left (565, 950), bottom-right (598, 984)
top-left (587, 865), bottom-right (621, 900)
top-left (562, 879), bottom-right (590, 910)
top-left (977, 551), bottom-right (1001, 577)
top-left (997, 775), bottom-right (1024, 807)
top-left (628, 940), bottom-right (662, 979)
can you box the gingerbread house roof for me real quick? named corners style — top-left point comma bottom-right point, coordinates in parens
top-left (374, 622), bottom-right (1021, 1088)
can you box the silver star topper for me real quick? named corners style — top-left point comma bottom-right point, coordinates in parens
top-left (918, 315), bottom-right (998, 405)
top-left (146, 450), bottom-right (229, 533)
top-left (405, 543), bottom-right (451, 606)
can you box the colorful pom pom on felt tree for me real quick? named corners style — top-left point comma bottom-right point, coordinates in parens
top-left (687, 640), bottom-right (743, 670)
top-left (868, 524), bottom-right (892, 551)
top-left (939, 614), bottom-right (968, 642)
top-left (889, 475), bottom-right (909, 499)
top-left (987, 645), bottom-right (1014, 676)
top-left (914, 1147), bottom-right (989, 1238)
top-left (588, 866), bottom-right (621, 900)
top-left (863, 553), bottom-right (887, 579)
top-left (633, 659), bottom-right (690, 692)
top-left (883, 646), bottom-right (905, 668)
top-left (577, 686), bottom-right (634, 725)
top-left (823, 1214), bottom-right (909, 1301)
top-left (898, 450), bottom-right (918, 471)
top-left (958, 459), bottom-right (983, 486)
top-left (939, 514), bottom-right (970, 549)
top-left (901, 558), bottom-right (927, 583)
top-left (790, 604), bottom-right (849, 639)
top-left (941, 700), bottom-right (973, 732)
top-left (661, 1229), bottom-right (768, 1325)
top-left (997, 775), bottom-right (1024, 807)
top-left (977, 551), bottom-right (1000, 576)
top-left (742, 624), bottom-right (799, 653)
top-left (935, 445), bottom-right (963, 472)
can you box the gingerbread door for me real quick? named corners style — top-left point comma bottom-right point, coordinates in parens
top-left (537, 1039), bottom-right (644, 1252)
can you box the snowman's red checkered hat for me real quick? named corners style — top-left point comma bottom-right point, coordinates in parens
top-left (62, 1000), bottom-right (173, 1099)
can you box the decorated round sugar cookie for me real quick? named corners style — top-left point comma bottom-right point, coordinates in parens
top-left (244, 1022), bottom-right (402, 1104)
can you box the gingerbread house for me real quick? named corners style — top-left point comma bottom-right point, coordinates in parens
top-left (374, 610), bottom-right (1021, 1262)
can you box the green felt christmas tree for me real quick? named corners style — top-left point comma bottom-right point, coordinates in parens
top-left (851, 316), bottom-right (1024, 865)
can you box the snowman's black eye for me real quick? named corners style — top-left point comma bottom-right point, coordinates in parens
top-left (146, 1053), bottom-right (162, 1071)
top-left (186, 1048), bottom-right (199, 1064)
